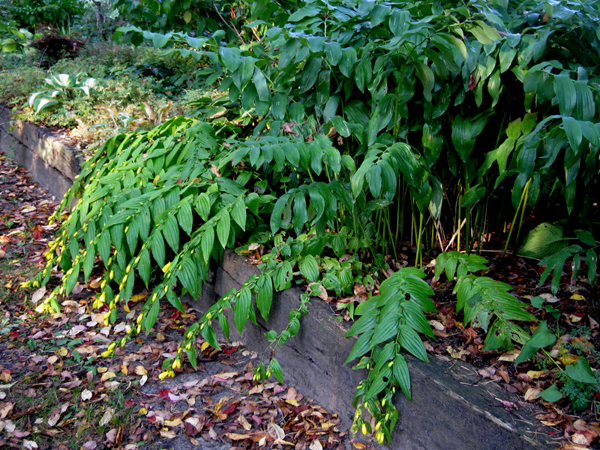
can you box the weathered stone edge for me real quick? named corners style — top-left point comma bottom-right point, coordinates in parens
top-left (0, 110), bottom-right (555, 449)
top-left (191, 251), bottom-right (554, 450)
top-left (0, 105), bottom-right (80, 198)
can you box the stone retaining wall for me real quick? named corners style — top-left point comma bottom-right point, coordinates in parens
top-left (193, 251), bottom-right (554, 450)
top-left (0, 110), bottom-right (556, 449)
top-left (0, 105), bottom-right (80, 199)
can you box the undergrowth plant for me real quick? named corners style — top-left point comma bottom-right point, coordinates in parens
top-left (29, 0), bottom-right (600, 444)
top-left (28, 73), bottom-right (96, 113)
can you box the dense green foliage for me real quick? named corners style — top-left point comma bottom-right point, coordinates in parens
top-left (4, 0), bottom-right (84, 32)
top-left (28, 0), bottom-right (600, 443)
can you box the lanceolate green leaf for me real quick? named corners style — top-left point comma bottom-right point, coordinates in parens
top-left (256, 273), bottom-right (273, 321)
top-left (398, 325), bottom-right (428, 362)
top-left (216, 211), bottom-right (231, 249)
top-left (299, 255), bottom-right (320, 282)
top-left (233, 288), bottom-right (252, 335)
top-left (393, 354), bottom-right (412, 401)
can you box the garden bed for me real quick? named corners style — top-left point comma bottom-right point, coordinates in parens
top-left (2, 114), bottom-right (558, 449)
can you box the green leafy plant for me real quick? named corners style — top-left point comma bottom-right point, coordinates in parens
top-left (435, 251), bottom-right (535, 352)
top-left (519, 223), bottom-right (599, 294)
top-left (28, 73), bottom-right (96, 113)
top-left (28, 0), bottom-right (600, 443)
top-left (0, 25), bottom-right (36, 53)
top-left (345, 268), bottom-right (436, 444)
top-left (7, 0), bottom-right (84, 32)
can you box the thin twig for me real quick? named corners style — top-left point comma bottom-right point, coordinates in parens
top-left (444, 218), bottom-right (466, 252)
top-left (212, 1), bottom-right (247, 45)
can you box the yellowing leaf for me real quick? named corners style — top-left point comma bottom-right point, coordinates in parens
top-left (524, 387), bottom-right (543, 401)
top-left (100, 372), bottom-right (116, 382)
top-left (571, 294), bottom-right (586, 301)
top-left (446, 346), bottom-right (469, 359)
top-left (201, 341), bottom-right (211, 352)
top-left (559, 354), bottom-right (579, 365)
top-left (165, 418), bottom-right (183, 427)
top-left (569, 314), bottom-right (583, 323)
top-left (498, 349), bottom-right (520, 362)
top-left (226, 433), bottom-right (252, 441)
top-left (526, 370), bottom-right (547, 380)
top-left (55, 347), bottom-right (68, 357)
top-left (130, 294), bottom-right (146, 302)
top-left (121, 365), bottom-right (129, 375)
top-left (138, 407), bottom-right (147, 415)
top-left (99, 408), bottom-right (114, 427)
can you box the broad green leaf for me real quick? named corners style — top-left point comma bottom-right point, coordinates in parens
top-left (369, 4), bottom-right (391, 27)
top-left (272, 93), bottom-right (287, 121)
top-left (186, 346), bottom-right (197, 370)
top-left (201, 228), bottom-right (214, 263)
top-left (201, 321), bottom-right (220, 350)
top-left (574, 81), bottom-right (595, 121)
top-left (300, 58), bottom-right (322, 93)
top-left (216, 211), bottom-right (231, 248)
top-left (414, 60), bottom-right (434, 103)
top-left (538, 384), bottom-right (563, 402)
top-left (231, 198), bottom-right (247, 230)
top-left (565, 357), bottom-right (597, 384)
top-left (370, 303), bottom-right (400, 347)
top-left (233, 288), bottom-right (252, 335)
top-left (389, 10), bottom-right (410, 37)
top-left (437, 32), bottom-right (467, 60)
top-left (166, 287), bottom-right (185, 312)
top-left (145, 298), bottom-right (160, 332)
top-left (253, 69), bottom-right (270, 102)
top-left (562, 116), bottom-right (582, 153)
top-left (331, 116), bottom-right (351, 137)
top-left (256, 274), bottom-right (273, 321)
top-left (519, 223), bottom-right (568, 259)
top-left (344, 331), bottom-right (373, 365)
top-left (274, 261), bottom-right (293, 291)
top-left (83, 246), bottom-right (95, 282)
top-left (324, 41), bottom-right (342, 66)
top-left (292, 193), bottom-right (308, 235)
top-left (219, 47), bottom-right (242, 73)
top-left (138, 249), bottom-right (151, 287)
top-left (218, 312), bottom-right (230, 341)
top-left (269, 358), bottom-right (284, 383)
top-left (152, 32), bottom-right (172, 48)
top-left (398, 325), bottom-right (428, 362)
top-left (451, 114), bottom-right (489, 162)
top-left (299, 254), bottom-right (319, 282)
top-left (393, 354), bottom-right (412, 401)
top-left (178, 201), bottom-right (194, 236)
top-left (151, 231), bottom-right (166, 267)
top-left (461, 185), bottom-right (486, 208)
top-left (163, 214), bottom-right (180, 252)
top-left (515, 321), bottom-right (556, 365)
top-left (554, 74), bottom-right (576, 117)
top-left (339, 48), bottom-right (357, 77)
top-left (365, 366), bottom-right (391, 400)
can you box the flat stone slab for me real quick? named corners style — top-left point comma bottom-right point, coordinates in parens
top-left (0, 105), bottom-right (80, 199)
top-left (191, 251), bottom-right (555, 450)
